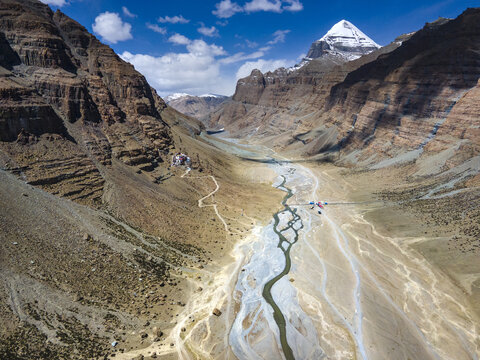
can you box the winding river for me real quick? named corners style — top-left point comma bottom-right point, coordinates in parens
top-left (262, 170), bottom-right (303, 360)
top-left (229, 161), bottom-right (324, 360)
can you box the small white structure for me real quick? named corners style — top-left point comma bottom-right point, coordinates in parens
top-left (171, 152), bottom-right (191, 167)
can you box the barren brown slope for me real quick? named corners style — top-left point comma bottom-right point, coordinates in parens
top-left (319, 10), bottom-right (480, 166)
top-left (0, 0), bottom-right (281, 359)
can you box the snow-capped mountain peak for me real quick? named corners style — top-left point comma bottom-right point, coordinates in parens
top-left (319, 20), bottom-right (378, 46)
top-left (199, 94), bottom-right (227, 99)
top-left (164, 93), bottom-right (190, 102)
top-left (165, 93), bottom-right (228, 103)
top-left (165, 93), bottom-right (229, 119)
top-left (306, 20), bottom-right (380, 61)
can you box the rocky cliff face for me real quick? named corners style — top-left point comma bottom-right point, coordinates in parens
top-left (166, 93), bottom-right (229, 121)
top-left (0, 0), bottom-right (176, 205)
top-left (321, 9), bottom-right (480, 168)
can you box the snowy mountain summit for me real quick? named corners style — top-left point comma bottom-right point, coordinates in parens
top-left (165, 93), bottom-right (228, 119)
top-left (165, 93), bottom-right (227, 103)
top-left (306, 20), bottom-right (380, 61)
top-left (165, 93), bottom-right (190, 102)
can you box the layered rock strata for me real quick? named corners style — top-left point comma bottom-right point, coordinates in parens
top-left (210, 9), bottom-right (480, 170)
top-left (0, 0), bottom-right (176, 205)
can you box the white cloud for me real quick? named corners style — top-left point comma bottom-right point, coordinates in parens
top-left (158, 15), bottom-right (189, 24)
top-left (245, 0), bottom-right (282, 13)
top-left (220, 50), bottom-right (265, 64)
top-left (188, 40), bottom-right (226, 56)
top-left (168, 33), bottom-right (192, 45)
top-left (267, 29), bottom-right (290, 44)
top-left (40, 0), bottom-right (66, 6)
top-left (284, 0), bottom-right (303, 11)
top-left (146, 23), bottom-right (167, 34)
top-left (122, 6), bottom-right (136, 18)
top-left (246, 39), bottom-right (259, 48)
top-left (296, 53), bottom-right (306, 61)
top-left (213, 0), bottom-right (243, 18)
top-left (213, 0), bottom-right (303, 18)
top-left (198, 24), bottom-right (219, 37)
top-left (120, 40), bottom-right (233, 95)
top-left (92, 12), bottom-right (132, 44)
top-left (236, 59), bottom-right (293, 79)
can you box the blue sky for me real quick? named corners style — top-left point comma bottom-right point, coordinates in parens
top-left (42, 0), bottom-right (478, 96)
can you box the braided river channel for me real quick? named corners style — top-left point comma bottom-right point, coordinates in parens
top-left (227, 156), bottom-right (478, 360)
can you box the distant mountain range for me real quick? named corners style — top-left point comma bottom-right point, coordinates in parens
top-left (165, 93), bottom-right (229, 120)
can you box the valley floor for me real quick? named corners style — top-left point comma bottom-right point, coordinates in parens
top-left (2, 134), bottom-right (479, 360)
top-left (126, 137), bottom-right (480, 360)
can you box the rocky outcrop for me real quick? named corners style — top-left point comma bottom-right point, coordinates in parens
top-left (0, 71), bottom-right (68, 141)
top-left (0, 0), bottom-right (176, 205)
top-left (232, 69), bottom-right (267, 105)
top-left (322, 9), bottom-right (480, 164)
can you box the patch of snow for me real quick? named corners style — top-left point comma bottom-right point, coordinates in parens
top-left (286, 59), bottom-right (310, 73)
top-left (319, 20), bottom-right (380, 49)
top-left (306, 19), bottom-right (380, 62)
top-left (164, 92), bottom-right (190, 102)
top-left (199, 93), bottom-right (226, 98)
